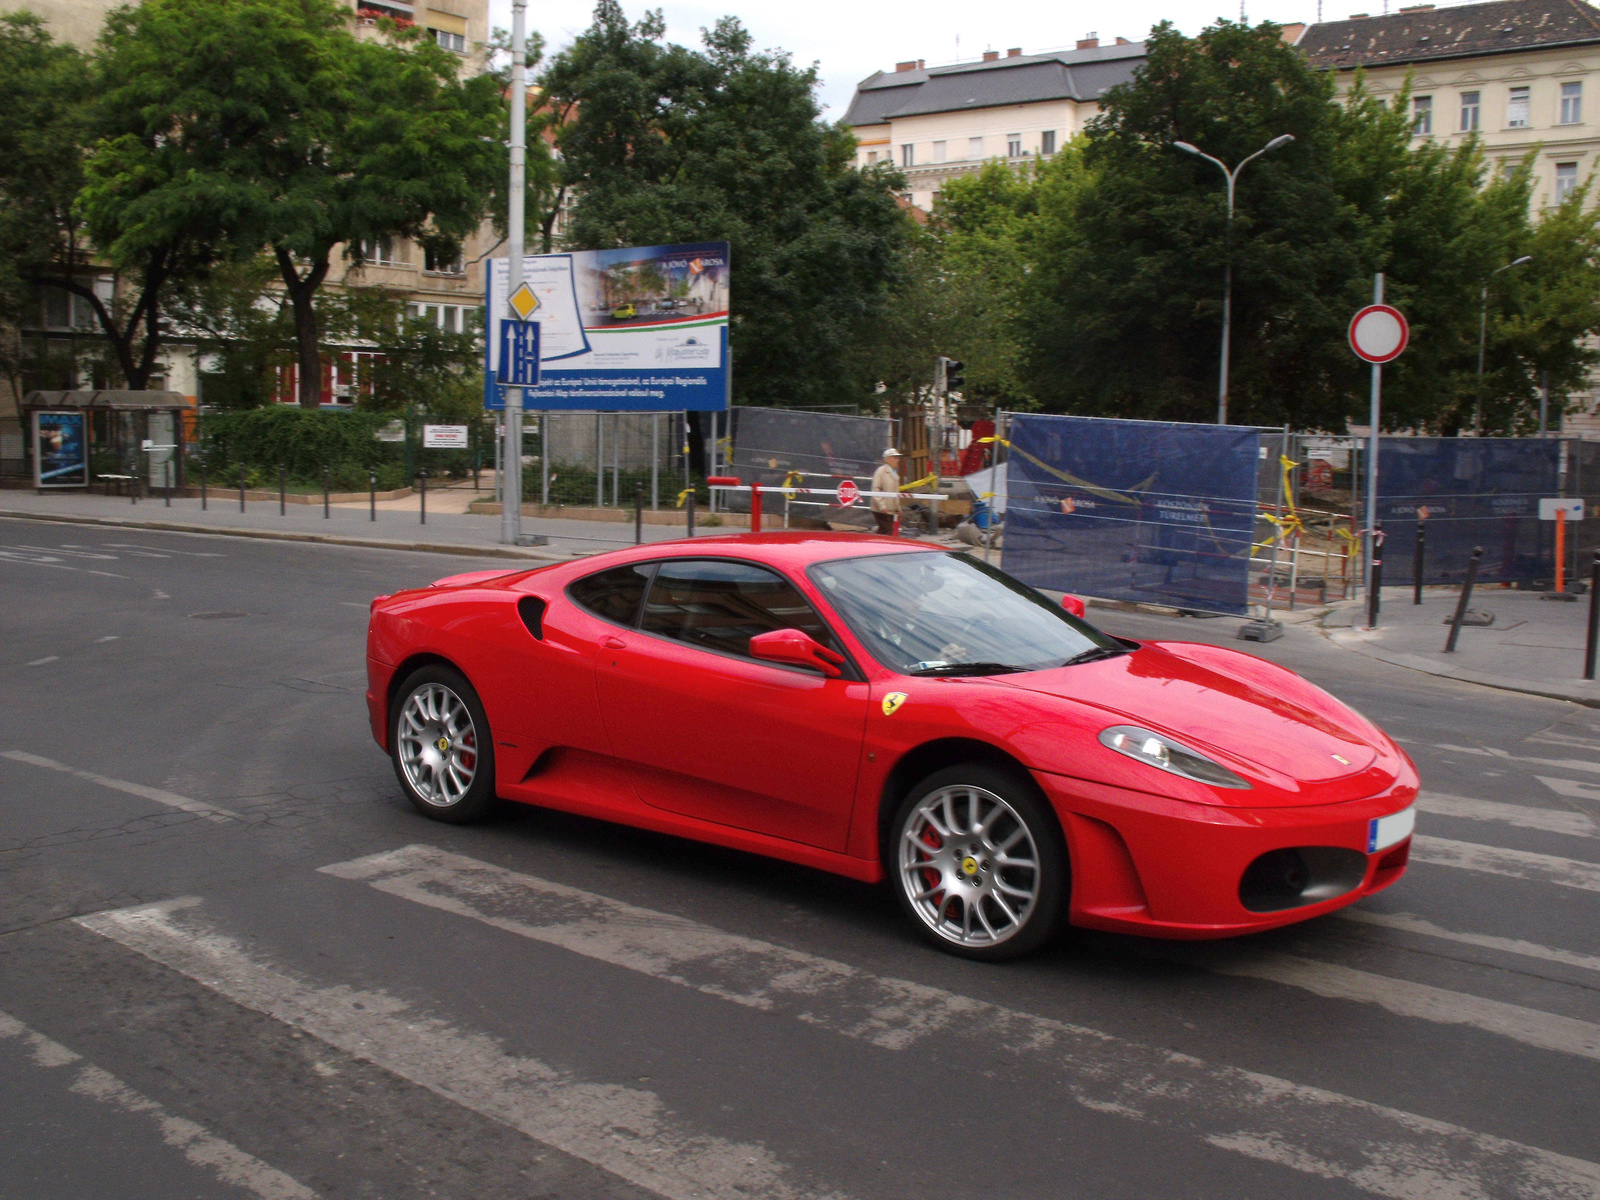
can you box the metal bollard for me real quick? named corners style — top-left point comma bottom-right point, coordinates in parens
top-left (1413, 521), bottom-right (1425, 605)
top-left (1444, 546), bottom-right (1485, 653)
top-left (130, 459), bottom-right (138, 505)
top-left (200, 457), bottom-right (207, 511)
top-left (419, 468), bottom-right (426, 525)
top-left (369, 469), bottom-right (377, 522)
top-left (279, 464), bottom-right (286, 515)
top-left (1366, 524), bottom-right (1385, 629)
top-left (239, 471), bottom-right (245, 513)
top-left (323, 464), bottom-right (330, 518)
top-left (1586, 551), bottom-right (1600, 680)
top-left (164, 461), bottom-right (171, 507)
top-left (686, 490), bottom-right (696, 537)
top-left (634, 482), bottom-right (644, 545)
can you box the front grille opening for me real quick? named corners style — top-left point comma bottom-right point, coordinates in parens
top-left (1238, 846), bottom-right (1368, 913)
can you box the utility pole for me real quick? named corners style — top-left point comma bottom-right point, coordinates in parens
top-left (499, 0), bottom-right (528, 545)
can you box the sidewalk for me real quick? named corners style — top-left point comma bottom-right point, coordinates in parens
top-left (0, 485), bottom-right (731, 562)
top-left (0, 486), bottom-right (935, 562)
top-left (1322, 585), bottom-right (1600, 705)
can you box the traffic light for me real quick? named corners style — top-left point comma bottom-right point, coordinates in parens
top-left (944, 359), bottom-right (965, 392)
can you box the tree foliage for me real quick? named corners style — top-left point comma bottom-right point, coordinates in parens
top-left (540, 2), bottom-right (911, 408)
top-left (84, 0), bottom-right (503, 405)
top-left (927, 20), bottom-right (1600, 433)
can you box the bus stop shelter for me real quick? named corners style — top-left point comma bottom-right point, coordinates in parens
top-left (20, 390), bottom-right (190, 492)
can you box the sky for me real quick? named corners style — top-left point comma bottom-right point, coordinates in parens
top-left (487, 0), bottom-right (1381, 118)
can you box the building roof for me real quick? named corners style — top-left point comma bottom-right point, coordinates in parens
top-left (22, 390), bottom-right (190, 410)
top-left (843, 42), bottom-right (1147, 126)
top-left (1298, 0), bottom-right (1600, 69)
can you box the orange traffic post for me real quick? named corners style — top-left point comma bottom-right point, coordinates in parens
top-left (1557, 508), bottom-right (1567, 595)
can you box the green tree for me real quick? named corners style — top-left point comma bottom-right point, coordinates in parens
top-left (540, 3), bottom-right (911, 408)
top-left (84, 0), bottom-right (504, 406)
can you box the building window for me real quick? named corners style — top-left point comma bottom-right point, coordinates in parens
top-left (1508, 85), bottom-right (1530, 128)
top-left (1412, 95), bottom-right (1432, 135)
top-left (1007, 133), bottom-right (1022, 157)
top-left (968, 136), bottom-right (984, 159)
top-left (900, 143), bottom-right (914, 167)
top-left (359, 237), bottom-right (409, 266)
top-left (1460, 91), bottom-right (1480, 131)
top-left (1561, 81), bottom-right (1582, 124)
top-left (411, 303), bottom-right (467, 333)
top-left (1555, 161), bottom-right (1579, 203)
top-left (432, 29), bottom-right (466, 53)
top-left (1040, 129), bottom-right (1056, 155)
top-left (423, 246), bottom-right (464, 275)
top-left (932, 140), bottom-right (947, 163)
top-left (865, 150), bottom-right (877, 164)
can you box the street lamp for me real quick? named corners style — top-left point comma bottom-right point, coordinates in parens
top-left (1474, 255), bottom-right (1533, 435)
top-left (1174, 134), bottom-right (1295, 424)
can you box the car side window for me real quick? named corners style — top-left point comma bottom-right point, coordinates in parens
top-left (640, 559), bottom-right (836, 659)
top-left (567, 563), bottom-right (653, 626)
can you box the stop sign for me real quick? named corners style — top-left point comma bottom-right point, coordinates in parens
top-left (836, 479), bottom-right (860, 507)
top-left (1349, 304), bottom-right (1409, 364)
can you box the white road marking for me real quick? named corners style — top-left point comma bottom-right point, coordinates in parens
top-left (1208, 954), bottom-right (1600, 1061)
top-left (27, 656), bottom-right (59, 667)
top-left (1540, 775), bottom-right (1600, 803)
top-left (1529, 731), bottom-right (1600, 754)
top-left (154, 590), bottom-right (170, 599)
top-left (1437, 743), bottom-right (1600, 776)
top-left (1413, 835), bottom-right (1600, 893)
top-left (1419, 792), bottom-right (1597, 838)
top-left (79, 899), bottom-right (843, 1200)
top-left (15, 544), bottom-right (119, 560)
top-left (304, 844), bottom-right (1600, 1200)
top-left (103, 542), bottom-right (224, 558)
top-left (0, 1008), bottom-right (318, 1200)
top-left (0, 550), bottom-right (74, 569)
top-left (95, 636), bottom-right (119, 644)
top-left (1, 751), bottom-right (239, 823)
top-left (1340, 910), bottom-right (1600, 975)
top-left (89, 570), bottom-right (129, 579)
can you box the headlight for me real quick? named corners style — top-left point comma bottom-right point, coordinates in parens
top-left (1099, 725), bottom-right (1251, 790)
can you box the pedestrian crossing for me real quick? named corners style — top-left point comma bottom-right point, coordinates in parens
top-left (13, 717), bottom-right (1600, 1200)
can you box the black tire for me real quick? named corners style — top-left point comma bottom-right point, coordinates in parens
top-left (389, 664), bottom-right (498, 824)
top-left (889, 763), bottom-right (1068, 961)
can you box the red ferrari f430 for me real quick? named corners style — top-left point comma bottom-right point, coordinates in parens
top-left (366, 534), bottom-right (1417, 959)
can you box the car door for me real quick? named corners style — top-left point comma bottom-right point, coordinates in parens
top-left (594, 557), bottom-right (870, 852)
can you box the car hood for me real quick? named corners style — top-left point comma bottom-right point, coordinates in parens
top-left (988, 640), bottom-right (1400, 805)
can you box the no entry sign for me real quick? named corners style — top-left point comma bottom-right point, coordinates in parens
top-left (836, 479), bottom-right (860, 507)
top-left (1349, 304), bottom-right (1409, 364)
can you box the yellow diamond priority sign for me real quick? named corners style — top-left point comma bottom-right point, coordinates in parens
top-left (508, 282), bottom-right (540, 321)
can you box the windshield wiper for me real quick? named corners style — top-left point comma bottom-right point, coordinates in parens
top-left (1057, 646), bottom-right (1127, 668)
top-left (908, 661), bottom-right (1027, 676)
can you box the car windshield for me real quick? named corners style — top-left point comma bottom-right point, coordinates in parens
top-left (809, 551), bottom-right (1123, 675)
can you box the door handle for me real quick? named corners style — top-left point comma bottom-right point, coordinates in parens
top-left (602, 636), bottom-right (627, 649)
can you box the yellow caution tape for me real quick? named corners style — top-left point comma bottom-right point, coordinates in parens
top-left (675, 488), bottom-right (695, 508)
top-left (900, 473), bottom-right (937, 493)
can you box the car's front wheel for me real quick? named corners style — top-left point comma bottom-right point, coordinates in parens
top-left (891, 764), bottom-right (1067, 960)
top-left (391, 664), bottom-right (497, 823)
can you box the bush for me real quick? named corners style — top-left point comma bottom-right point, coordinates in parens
top-left (200, 407), bottom-right (391, 479)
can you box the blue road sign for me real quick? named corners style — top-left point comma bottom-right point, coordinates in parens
top-left (498, 320), bottom-right (541, 387)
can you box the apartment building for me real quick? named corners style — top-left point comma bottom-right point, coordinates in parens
top-left (843, 37), bottom-right (1148, 212)
top-left (1297, 0), bottom-right (1600, 208)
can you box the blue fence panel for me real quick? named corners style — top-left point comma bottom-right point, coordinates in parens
top-left (1376, 438), bottom-right (1560, 585)
top-left (1001, 414), bottom-right (1263, 615)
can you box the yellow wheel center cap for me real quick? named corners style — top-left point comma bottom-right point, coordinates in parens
top-left (960, 856), bottom-right (980, 877)
top-left (435, 737), bottom-right (450, 753)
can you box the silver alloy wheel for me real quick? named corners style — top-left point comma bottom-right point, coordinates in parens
top-left (898, 784), bottom-right (1041, 948)
top-left (397, 682), bottom-right (479, 807)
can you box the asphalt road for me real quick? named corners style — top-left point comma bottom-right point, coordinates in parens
top-left (2, 515), bottom-right (1597, 1200)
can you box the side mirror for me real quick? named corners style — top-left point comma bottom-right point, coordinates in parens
top-left (1060, 594), bottom-right (1087, 619)
top-left (748, 628), bottom-right (845, 677)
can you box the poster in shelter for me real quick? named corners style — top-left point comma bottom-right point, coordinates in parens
top-left (486, 241), bottom-right (729, 412)
top-left (33, 410), bottom-right (87, 489)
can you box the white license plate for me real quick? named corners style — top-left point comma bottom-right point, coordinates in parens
top-left (1368, 806), bottom-right (1416, 853)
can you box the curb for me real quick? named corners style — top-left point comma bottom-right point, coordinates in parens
top-left (1323, 625), bottom-right (1600, 708)
top-left (0, 509), bottom-right (569, 563)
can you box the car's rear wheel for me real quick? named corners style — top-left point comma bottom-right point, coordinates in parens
top-left (391, 664), bottom-right (497, 823)
top-left (891, 764), bottom-right (1067, 961)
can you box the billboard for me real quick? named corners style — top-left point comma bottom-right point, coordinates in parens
top-left (486, 241), bottom-right (729, 412)
top-left (33, 410), bottom-right (88, 489)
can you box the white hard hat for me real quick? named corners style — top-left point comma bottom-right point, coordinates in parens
top-left (883, 448), bottom-right (903, 457)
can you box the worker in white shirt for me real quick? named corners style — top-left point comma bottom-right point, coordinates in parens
top-left (870, 448), bottom-right (903, 536)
